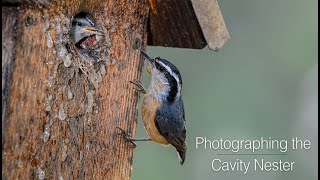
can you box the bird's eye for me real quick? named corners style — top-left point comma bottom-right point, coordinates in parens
top-left (77, 22), bottom-right (83, 26)
top-left (155, 61), bottom-right (165, 72)
top-left (158, 65), bottom-right (165, 72)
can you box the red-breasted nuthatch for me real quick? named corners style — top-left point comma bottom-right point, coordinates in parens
top-left (118, 50), bottom-right (187, 165)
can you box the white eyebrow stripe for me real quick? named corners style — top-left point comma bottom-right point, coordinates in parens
top-left (85, 17), bottom-right (95, 27)
top-left (157, 61), bottom-right (181, 98)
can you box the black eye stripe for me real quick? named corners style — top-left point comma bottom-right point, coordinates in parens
top-left (159, 66), bottom-right (165, 72)
top-left (154, 60), bottom-right (179, 103)
top-left (165, 72), bottom-right (178, 103)
top-left (155, 57), bottom-right (182, 85)
top-left (155, 61), bottom-right (165, 72)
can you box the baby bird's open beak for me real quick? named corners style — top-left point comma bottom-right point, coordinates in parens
top-left (82, 27), bottom-right (105, 36)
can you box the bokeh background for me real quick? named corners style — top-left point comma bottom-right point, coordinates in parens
top-left (132, 0), bottom-right (318, 179)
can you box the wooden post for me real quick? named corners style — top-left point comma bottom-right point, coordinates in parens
top-left (2, 0), bottom-right (148, 179)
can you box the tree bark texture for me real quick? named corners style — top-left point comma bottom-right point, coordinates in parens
top-left (2, 0), bottom-right (148, 179)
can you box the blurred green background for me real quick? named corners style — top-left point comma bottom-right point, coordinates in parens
top-left (132, 0), bottom-right (317, 180)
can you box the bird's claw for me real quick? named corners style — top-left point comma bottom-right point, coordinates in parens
top-left (116, 127), bottom-right (137, 148)
top-left (129, 80), bottom-right (146, 94)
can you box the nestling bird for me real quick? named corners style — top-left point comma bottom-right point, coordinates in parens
top-left (118, 50), bottom-right (187, 165)
top-left (69, 12), bottom-right (105, 65)
top-left (69, 12), bottom-right (105, 47)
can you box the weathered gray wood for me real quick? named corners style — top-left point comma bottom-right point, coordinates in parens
top-left (191, 0), bottom-right (230, 51)
top-left (2, 6), bottom-right (18, 146)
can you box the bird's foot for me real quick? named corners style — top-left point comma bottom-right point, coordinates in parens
top-left (116, 127), bottom-right (137, 148)
top-left (129, 80), bottom-right (146, 94)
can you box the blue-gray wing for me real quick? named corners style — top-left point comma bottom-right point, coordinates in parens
top-left (155, 99), bottom-right (186, 164)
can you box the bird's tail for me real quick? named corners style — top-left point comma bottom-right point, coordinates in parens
top-left (176, 145), bottom-right (187, 165)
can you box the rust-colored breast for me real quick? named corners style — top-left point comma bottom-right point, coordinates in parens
top-left (142, 94), bottom-right (169, 145)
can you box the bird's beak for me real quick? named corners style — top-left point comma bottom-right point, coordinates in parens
top-left (82, 27), bottom-right (105, 36)
top-left (140, 49), bottom-right (155, 67)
